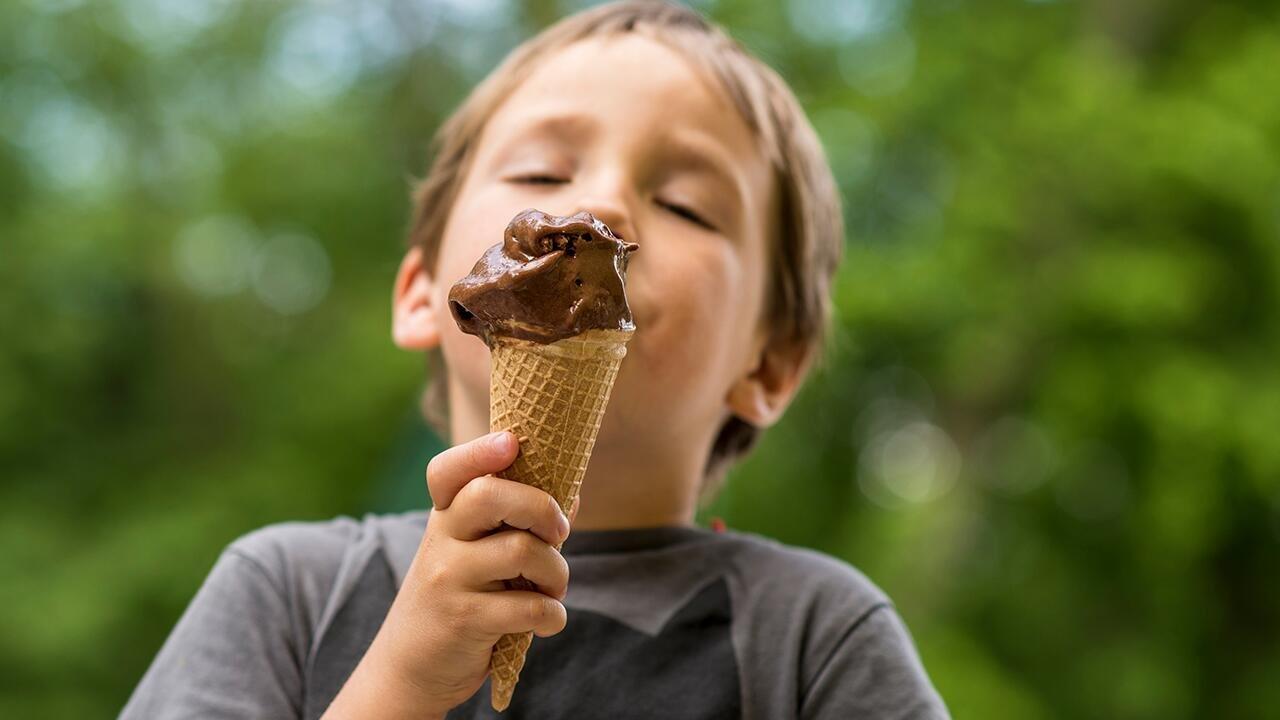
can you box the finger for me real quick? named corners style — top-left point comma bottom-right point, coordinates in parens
top-left (475, 590), bottom-right (568, 639)
top-left (462, 528), bottom-right (570, 600)
top-left (445, 475), bottom-right (570, 547)
top-left (426, 432), bottom-right (519, 510)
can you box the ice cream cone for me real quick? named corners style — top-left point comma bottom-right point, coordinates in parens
top-left (486, 327), bottom-right (632, 711)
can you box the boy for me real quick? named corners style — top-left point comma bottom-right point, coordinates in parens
top-left (123, 2), bottom-right (948, 718)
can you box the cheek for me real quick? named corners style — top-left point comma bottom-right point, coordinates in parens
top-left (433, 260), bottom-right (491, 397)
top-left (429, 189), bottom-right (517, 392)
top-left (626, 240), bottom-right (752, 389)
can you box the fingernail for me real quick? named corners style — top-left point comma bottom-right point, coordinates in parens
top-left (556, 510), bottom-right (571, 542)
top-left (490, 432), bottom-right (514, 453)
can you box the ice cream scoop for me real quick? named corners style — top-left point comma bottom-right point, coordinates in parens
top-left (448, 208), bottom-right (639, 346)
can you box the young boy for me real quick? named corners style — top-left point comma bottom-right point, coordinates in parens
top-left (123, 3), bottom-right (948, 718)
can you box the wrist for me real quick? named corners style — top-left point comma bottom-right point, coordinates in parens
top-left (323, 640), bottom-right (450, 720)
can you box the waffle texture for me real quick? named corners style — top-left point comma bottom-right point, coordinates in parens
top-left (486, 328), bottom-right (632, 711)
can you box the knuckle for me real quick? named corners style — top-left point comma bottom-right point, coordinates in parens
top-left (425, 551), bottom-right (468, 590)
top-left (474, 475), bottom-right (503, 505)
top-left (457, 474), bottom-right (495, 508)
top-left (508, 530), bottom-right (540, 562)
top-left (422, 561), bottom-right (452, 590)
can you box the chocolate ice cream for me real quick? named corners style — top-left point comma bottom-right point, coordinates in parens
top-left (448, 209), bottom-right (639, 345)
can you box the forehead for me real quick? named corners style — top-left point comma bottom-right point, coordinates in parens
top-left (509, 34), bottom-right (723, 114)
top-left (488, 34), bottom-right (765, 172)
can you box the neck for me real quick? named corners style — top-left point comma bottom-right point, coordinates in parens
top-left (446, 382), bottom-right (702, 531)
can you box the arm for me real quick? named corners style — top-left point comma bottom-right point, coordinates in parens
top-left (800, 605), bottom-right (950, 720)
top-left (120, 549), bottom-right (302, 719)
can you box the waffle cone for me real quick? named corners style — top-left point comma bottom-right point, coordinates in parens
top-left (485, 327), bottom-right (633, 711)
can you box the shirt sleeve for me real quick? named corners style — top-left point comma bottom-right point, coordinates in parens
top-left (799, 604), bottom-right (950, 720)
top-left (119, 548), bottom-right (303, 720)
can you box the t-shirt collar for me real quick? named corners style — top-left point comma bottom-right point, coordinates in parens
top-left (559, 524), bottom-right (714, 556)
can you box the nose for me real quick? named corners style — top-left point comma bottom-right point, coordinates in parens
top-left (575, 196), bottom-right (635, 243)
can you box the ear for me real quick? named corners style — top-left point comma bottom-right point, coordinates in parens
top-left (724, 334), bottom-right (813, 429)
top-left (392, 246), bottom-right (442, 350)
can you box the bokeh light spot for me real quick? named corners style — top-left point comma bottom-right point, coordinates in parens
top-left (266, 8), bottom-right (362, 100)
top-left (788, 0), bottom-right (907, 44)
top-left (838, 28), bottom-right (917, 96)
top-left (859, 421), bottom-right (961, 507)
top-left (174, 215), bottom-right (258, 297)
top-left (251, 232), bottom-right (332, 316)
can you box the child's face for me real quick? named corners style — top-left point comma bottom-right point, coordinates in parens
top-left (412, 35), bottom-right (789, 468)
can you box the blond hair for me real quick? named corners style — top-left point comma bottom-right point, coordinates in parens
top-left (407, 0), bottom-right (843, 505)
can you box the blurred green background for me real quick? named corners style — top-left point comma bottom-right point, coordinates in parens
top-left (2, 0), bottom-right (1278, 717)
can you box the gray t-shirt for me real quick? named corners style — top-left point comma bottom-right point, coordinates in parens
top-left (121, 511), bottom-right (948, 719)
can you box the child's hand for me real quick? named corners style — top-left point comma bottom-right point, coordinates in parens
top-left (322, 431), bottom-right (573, 720)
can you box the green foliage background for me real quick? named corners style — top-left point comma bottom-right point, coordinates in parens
top-left (2, 0), bottom-right (1278, 717)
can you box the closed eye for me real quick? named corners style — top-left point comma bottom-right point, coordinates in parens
top-left (657, 198), bottom-right (715, 231)
top-left (509, 174), bottom-right (568, 185)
